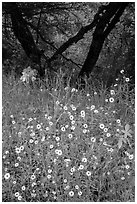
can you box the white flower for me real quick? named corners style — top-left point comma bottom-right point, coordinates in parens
top-left (99, 124), bottom-right (104, 129)
top-left (15, 192), bottom-right (20, 197)
top-left (109, 97), bottom-right (114, 103)
top-left (4, 173), bottom-right (10, 180)
top-left (86, 171), bottom-right (91, 176)
top-left (21, 186), bottom-right (26, 191)
top-left (78, 191), bottom-right (82, 196)
top-left (91, 105), bottom-right (95, 110)
top-left (80, 110), bottom-right (85, 117)
top-left (82, 157), bottom-right (87, 162)
top-left (91, 137), bottom-right (96, 142)
top-left (69, 191), bottom-right (74, 197)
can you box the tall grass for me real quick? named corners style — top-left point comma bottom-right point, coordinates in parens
top-left (2, 71), bottom-right (135, 202)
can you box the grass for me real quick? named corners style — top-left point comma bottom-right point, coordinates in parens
top-left (2, 71), bottom-right (135, 202)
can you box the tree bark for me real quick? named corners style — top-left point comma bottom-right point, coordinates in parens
top-left (78, 3), bottom-right (129, 79)
top-left (6, 2), bottom-right (45, 76)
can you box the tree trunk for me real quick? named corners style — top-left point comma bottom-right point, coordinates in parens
top-left (7, 3), bottom-right (45, 76)
top-left (79, 3), bottom-right (129, 80)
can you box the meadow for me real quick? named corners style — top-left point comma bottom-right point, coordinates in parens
top-left (2, 69), bottom-right (135, 202)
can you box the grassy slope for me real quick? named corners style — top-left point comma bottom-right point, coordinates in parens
top-left (2, 73), bottom-right (135, 202)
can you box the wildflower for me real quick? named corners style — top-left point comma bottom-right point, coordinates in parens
top-left (15, 163), bottom-right (19, 167)
top-left (125, 78), bottom-right (130, 82)
top-left (116, 119), bottom-right (121, 124)
top-left (86, 171), bottom-right (91, 176)
top-left (104, 128), bottom-right (108, 132)
top-left (20, 146), bottom-right (24, 151)
top-left (47, 174), bottom-right (51, 179)
top-left (55, 137), bottom-right (60, 141)
top-left (64, 179), bottom-right (67, 183)
top-left (78, 164), bottom-right (84, 170)
top-left (48, 116), bottom-right (52, 120)
top-left (87, 93), bottom-right (90, 97)
top-left (80, 110), bottom-right (85, 117)
top-left (71, 126), bottom-right (75, 130)
top-left (32, 182), bottom-right (37, 187)
top-left (75, 185), bottom-right (79, 189)
top-left (94, 92), bottom-right (97, 95)
top-left (71, 88), bottom-right (76, 92)
top-left (31, 174), bottom-right (36, 180)
top-left (28, 118), bottom-right (33, 122)
top-left (68, 134), bottom-right (73, 139)
top-left (50, 144), bottom-right (54, 149)
top-left (58, 150), bottom-right (62, 155)
top-left (61, 127), bottom-right (66, 132)
top-left (105, 99), bottom-right (108, 102)
top-left (91, 137), bottom-right (96, 142)
top-left (120, 69), bottom-right (124, 74)
top-left (121, 177), bottom-right (125, 180)
top-left (18, 196), bottom-right (22, 200)
top-left (69, 115), bottom-right (74, 120)
top-left (83, 124), bottom-right (88, 128)
top-left (37, 124), bottom-right (41, 129)
top-left (82, 157), bottom-right (87, 162)
top-left (78, 191), bottom-right (82, 196)
top-left (71, 120), bottom-right (75, 125)
top-left (109, 97), bottom-right (114, 103)
top-left (5, 150), bottom-right (9, 154)
top-left (56, 101), bottom-right (60, 105)
top-left (4, 173), bottom-right (10, 180)
top-left (15, 147), bottom-right (21, 154)
top-left (125, 165), bottom-right (130, 169)
top-left (70, 167), bottom-right (76, 172)
top-left (65, 124), bottom-right (69, 128)
top-left (110, 90), bottom-right (115, 95)
top-left (129, 154), bottom-right (134, 160)
top-left (34, 140), bottom-right (38, 145)
top-left (12, 120), bottom-right (16, 124)
top-left (64, 106), bottom-right (68, 110)
top-left (29, 139), bottom-right (34, 143)
top-left (30, 132), bottom-right (35, 137)
top-left (106, 133), bottom-right (111, 137)
top-left (46, 127), bottom-right (49, 131)
top-left (100, 124), bottom-right (105, 129)
top-left (94, 109), bottom-right (99, 114)
top-left (71, 106), bottom-right (76, 111)
top-left (91, 105), bottom-right (95, 110)
top-left (83, 129), bottom-right (87, 133)
top-left (48, 169), bottom-right (52, 173)
top-left (69, 191), bottom-right (74, 197)
top-left (15, 192), bottom-right (20, 197)
top-left (13, 180), bottom-right (16, 184)
top-left (21, 186), bottom-right (26, 191)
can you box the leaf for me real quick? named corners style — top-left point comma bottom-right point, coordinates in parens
top-left (118, 137), bottom-right (123, 149)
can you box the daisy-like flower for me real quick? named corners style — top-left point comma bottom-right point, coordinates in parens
top-left (110, 90), bottom-right (115, 95)
top-left (90, 105), bottom-right (95, 110)
top-left (120, 69), bottom-right (124, 74)
top-left (71, 120), bottom-right (75, 125)
top-left (71, 106), bottom-right (76, 111)
top-left (83, 124), bottom-right (88, 128)
top-left (91, 137), bottom-right (96, 142)
top-left (104, 128), bottom-right (108, 132)
top-left (21, 186), bottom-right (26, 191)
top-left (18, 196), bottom-right (22, 201)
top-left (68, 134), bottom-right (73, 139)
top-left (78, 164), bottom-right (84, 170)
top-left (125, 78), bottom-right (130, 82)
top-left (75, 185), bottom-right (79, 189)
top-left (69, 190), bottom-right (74, 197)
top-left (58, 150), bottom-right (62, 155)
top-left (106, 133), bottom-right (111, 137)
top-left (4, 173), bottom-right (10, 180)
top-left (71, 126), bottom-right (75, 130)
top-left (50, 144), bottom-right (54, 149)
top-left (69, 115), bottom-right (74, 120)
top-left (15, 147), bottom-right (21, 154)
top-left (116, 119), bottom-right (121, 124)
top-left (37, 124), bottom-right (41, 129)
top-left (47, 174), bottom-right (52, 179)
top-left (83, 129), bottom-right (87, 133)
top-left (64, 179), bottom-right (67, 183)
top-left (78, 191), bottom-right (82, 196)
top-left (82, 157), bottom-right (87, 162)
top-left (86, 171), bottom-right (91, 176)
top-left (48, 169), bottom-right (52, 173)
top-left (15, 192), bottom-right (20, 197)
top-left (100, 124), bottom-right (105, 129)
top-left (55, 137), bottom-right (60, 141)
top-left (20, 146), bottom-right (24, 151)
top-left (15, 163), bottom-right (19, 167)
top-left (29, 139), bottom-right (34, 143)
top-left (125, 165), bottom-right (130, 169)
top-left (109, 97), bottom-right (114, 103)
top-left (31, 174), bottom-right (36, 180)
top-left (61, 127), bottom-right (66, 132)
top-left (94, 109), bottom-right (99, 114)
top-left (80, 110), bottom-right (85, 117)
top-left (70, 167), bottom-right (76, 172)
top-left (105, 99), bottom-right (108, 102)
top-left (129, 154), bottom-right (134, 160)
top-left (64, 106), bottom-right (68, 110)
